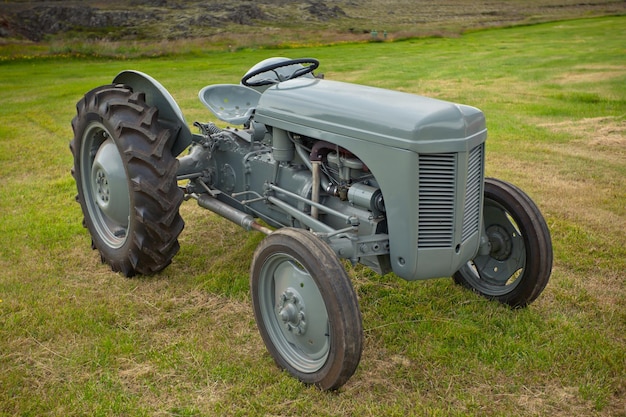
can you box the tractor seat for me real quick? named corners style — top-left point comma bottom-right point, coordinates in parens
top-left (199, 84), bottom-right (261, 126)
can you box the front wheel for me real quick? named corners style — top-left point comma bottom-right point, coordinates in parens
top-left (250, 228), bottom-right (363, 390)
top-left (454, 178), bottom-right (552, 307)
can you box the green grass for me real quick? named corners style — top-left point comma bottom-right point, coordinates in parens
top-left (1, 16), bottom-right (625, 416)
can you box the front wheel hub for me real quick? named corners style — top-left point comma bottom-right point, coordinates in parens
top-left (277, 289), bottom-right (307, 335)
top-left (487, 224), bottom-right (513, 261)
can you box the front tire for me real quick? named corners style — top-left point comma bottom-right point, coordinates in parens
top-left (454, 178), bottom-right (552, 307)
top-left (250, 228), bottom-right (363, 390)
top-left (70, 85), bottom-right (184, 276)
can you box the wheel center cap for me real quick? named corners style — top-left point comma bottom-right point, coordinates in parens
top-left (277, 289), bottom-right (307, 335)
top-left (487, 225), bottom-right (513, 261)
top-left (95, 169), bottom-right (110, 208)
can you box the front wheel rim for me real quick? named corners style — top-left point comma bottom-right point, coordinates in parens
top-left (461, 200), bottom-right (526, 296)
top-left (258, 253), bottom-right (330, 373)
top-left (80, 122), bottom-right (131, 249)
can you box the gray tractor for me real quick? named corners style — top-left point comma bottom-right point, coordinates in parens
top-left (70, 57), bottom-right (552, 390)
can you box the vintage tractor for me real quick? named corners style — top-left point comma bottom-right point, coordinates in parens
top-left (70, 57), bottom-right (552, 390)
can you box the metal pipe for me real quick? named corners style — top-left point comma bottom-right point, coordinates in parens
top-left (311, 161), bottom-right (321, 220)
top-left (194, 194), bottom-right (273, 235)
top-left (266, 196), bottom-right (335, 233)
top-left (176, 172), bottom-right (203, 181)
top-left (267, 183), bottom-right (355, 224)
top-left (294, 142), bottom-right (332, 192)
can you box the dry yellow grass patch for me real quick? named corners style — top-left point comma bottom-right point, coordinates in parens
top-left (533, 116), bottom-right (625, 226)
top-left (553, 64), bottom-right (626, 85)
top-left (540, 115), bottom-right (626, 146)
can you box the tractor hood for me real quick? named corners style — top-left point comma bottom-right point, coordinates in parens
top-left (254, 78), bottom-right (486, 153)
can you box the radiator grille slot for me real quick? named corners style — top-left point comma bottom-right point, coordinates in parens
top-left (461, 144), bottom-right (484, 242)
top-left (418, 153), bottom-right (456, 248)
top-left (418, 144), bottom-right (484, 249)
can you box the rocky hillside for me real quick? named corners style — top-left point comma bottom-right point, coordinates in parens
top-left (2, 0), bottom-right (347, 41)
top-left (1, 0), bottom-right (624, 43)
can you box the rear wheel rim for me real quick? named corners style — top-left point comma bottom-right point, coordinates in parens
top-left (257, 253), bottom-right (330, 373)
top-left (80, 122), bottom-right (131, 249)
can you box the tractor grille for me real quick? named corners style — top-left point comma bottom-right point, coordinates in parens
top-left (418, 153), bottom-right (457, 248)
top-left (418, 144), bottom-right (484, 249)
top-left (461, 144), bottom-right (483, 242)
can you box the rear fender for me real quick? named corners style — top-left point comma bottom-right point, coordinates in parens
top-left (113, 70), bottom-right (192, 156)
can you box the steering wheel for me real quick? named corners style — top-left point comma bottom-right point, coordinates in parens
top-left (241, 58), bottom-right (320, 87)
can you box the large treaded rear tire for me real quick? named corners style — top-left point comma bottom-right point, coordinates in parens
top-left (70, 85), bottom-right (184, 277)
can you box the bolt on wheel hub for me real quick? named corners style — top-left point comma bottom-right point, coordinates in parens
top-left (277, 289), bottom-right (307, 335)
top-left (95, 169), bottom-right (111, 208)
top-left (487, 224), bottom-right (513, 261)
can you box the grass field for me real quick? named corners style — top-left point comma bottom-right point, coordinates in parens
top-left (1, 16), bottom-right (625, 416)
